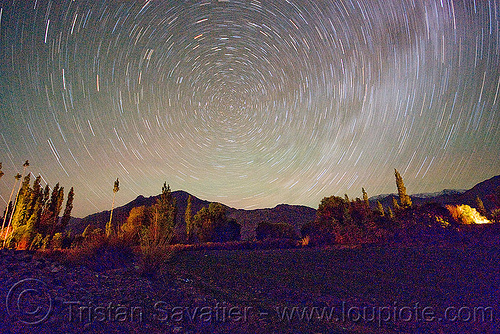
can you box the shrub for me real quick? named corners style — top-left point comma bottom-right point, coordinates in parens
top-left (194, 203), bottom-right (241, 242)
top-left (491, 209), bottom-right (500, 223)
top-left (51, 233), bottom-right (63, 249)
top-left (299, 235), bottom-right (310, 247)
top-left (301, 220), bottom-right (336, 246)
top-left (137, 229), bottom-right (175, 278)
top-left (255, 221), bottom-right (298, 240)
top-left (62, 234), bottom-right (135, 271)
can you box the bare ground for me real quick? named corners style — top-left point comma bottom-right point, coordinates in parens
top-left (1, 243), bottom-right (499, 334)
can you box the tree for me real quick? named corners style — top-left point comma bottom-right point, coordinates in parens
top-left (392, 197), bottom-right (401, 212)
top-left (362, 188), bottom-right (369, 209)
top-left (20, 176), bottom-right (43, 248)
top-left (224, 219), bottom-right (241, 242)
top-left (349, 198), bottom-right (370, 224)
top-left (302, 196), bottom-right (353, 245)
top-left (4, 174), bottom-right (69, 249)
top-left (10, 160), bottom-right (30, 218)
top-left (4, 174), bottom-right (32, 247)
top-left (46, 183), bottom-right (64, 238)
top-left (38, 184), bottom-right (58, 237)
top-left (10, 161), bottom-right (30, 222)
top-left (59, 187), bottom-right (74, 233)
top-left (0, 163), bottom-right (4, 227)
top-left (475, 196), bottom-right (487, 217)
top-left (141, 182), bottom-right (177, 247)
top-left (255, 221), bottom-right (297, 240)
top-left (1, 173), bottom-right (22, 241)
top-left (376, 201), bottom-right (385, 217)
top-left (82, 224), bottom-right (92, 238)
top-left (4, 174), bottom-right (31, 248)
top-left (194, 202), bottom-right (240, 242)
top-left (185, 195), bottom-right (193, 242)
top-left (122, 205), bottom-right (150, 242)
top-left (317, 196), bottom-right (351, 225)
top-left (344, 194), bottom-right (350, 203)
top-left (0, 171), bottom-right (73, 249)
top-left (387, 207), bottom-right (394, 219)
top-left (155, 183), bottom-right (177, 239)
top-left (394, 169), bottom-right (412, 208)
top-left (106, 178), bottom-right (120, 237)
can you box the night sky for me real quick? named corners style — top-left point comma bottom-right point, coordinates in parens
top-left (0, 0), bottom-right (499, 218)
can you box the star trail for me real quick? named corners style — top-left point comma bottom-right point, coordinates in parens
top-left (0, 0), bottom-right (499, 217)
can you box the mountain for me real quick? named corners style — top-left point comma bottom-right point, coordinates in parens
top-left (68, 191), bottom-right (316, 240)
top-left (457, 175), bottom-right (500, 210)
top-left (369, 175), bottom-right (500, 210)
top-left (411, 189), bottom-right (467, 199)
top-left (369, 189), bottom-right (466, 208)
top-left (68, 174), bottom-right (499, 241)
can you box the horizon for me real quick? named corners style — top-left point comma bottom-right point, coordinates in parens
top-left (1, 0), bottom-right (500, 217)
top-left (69, 173), bottom-right (497, 219)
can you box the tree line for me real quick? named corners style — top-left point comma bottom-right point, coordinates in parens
top-left (258, 169), bottom-right (499, 245)
top-left (2, 160), bottom-right (498, 250)
top-left (119, 185), bottom-right (240, 248)
top-left (0, 161), bottom-right (74, 249)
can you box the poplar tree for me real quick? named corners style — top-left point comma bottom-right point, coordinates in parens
top-left (155, 183), bottom-right (177, 238)
top-left (9, 174), bottom-right (31, 233)
top-left (38, 184), bottom-right (54, 236)
top-left (26, 176), bottom-right (42, 224)
top-left (185, 195), bottom-right (193, 242)
top-left (394, 169), bottom-right (412, 208)
top-left (362, 188), bottom-right (369, 209)
top-left (59, 187), bottom-right (74, 233)
top-left (475, 196), bottom-right (486, 217)
top-left (344, 194), bottom-right (350, 203)
top-left (21, 176), bottom-right (43, 245)
top-left (141, 182), bottom-right (177, 248)
top-left (392, 197), bottom-right (400, 212)
top-left (14, 160), bottom-right (30, 205)
top-left (106, 178), bottom-right (120, 238)
top-left (1, 173), bottom-right (21, 240)
top-left (5, 161), bottom-right (31, 241)
top-left (47, 184), bottom-right (64, 238)
top-left (3, 174), bottom-right (31, 248)
top-left (376, 201), bottom-right (385, 217)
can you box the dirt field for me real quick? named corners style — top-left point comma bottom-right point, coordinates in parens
top-left (1, 244), bottom-right (499, 333)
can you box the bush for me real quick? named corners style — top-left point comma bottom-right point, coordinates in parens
top-left (194, 203), bottom-right (241, 242)
top-left (300, 220), bottom-right (336, 246)
top-left (299, 235), bottom-right (310, 247)
top-left (137, 229), bottom-right (175, 278)
top-left (62, 234), bottom-right (135, 271)
top-left (255, 221), bottom-right (298, 240)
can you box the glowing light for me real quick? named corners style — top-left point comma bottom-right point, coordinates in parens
top-left (447, 204), bottom-right (491, 224)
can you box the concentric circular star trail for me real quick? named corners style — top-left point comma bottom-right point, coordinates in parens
top-left (1, 0), bottom-right (499, 217)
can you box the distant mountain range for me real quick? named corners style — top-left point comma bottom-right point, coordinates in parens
top-left (67, 190), bottom-right (316, 240)
top-left (370, 189), bottom-right (466, 201)
top-left (68, 175), bottom-right (500, 240)
top-left (370, 175), bottom-right (500, 211)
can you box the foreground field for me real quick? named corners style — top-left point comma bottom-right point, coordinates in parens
top-left (1, 244), bottom-right (499, 333)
